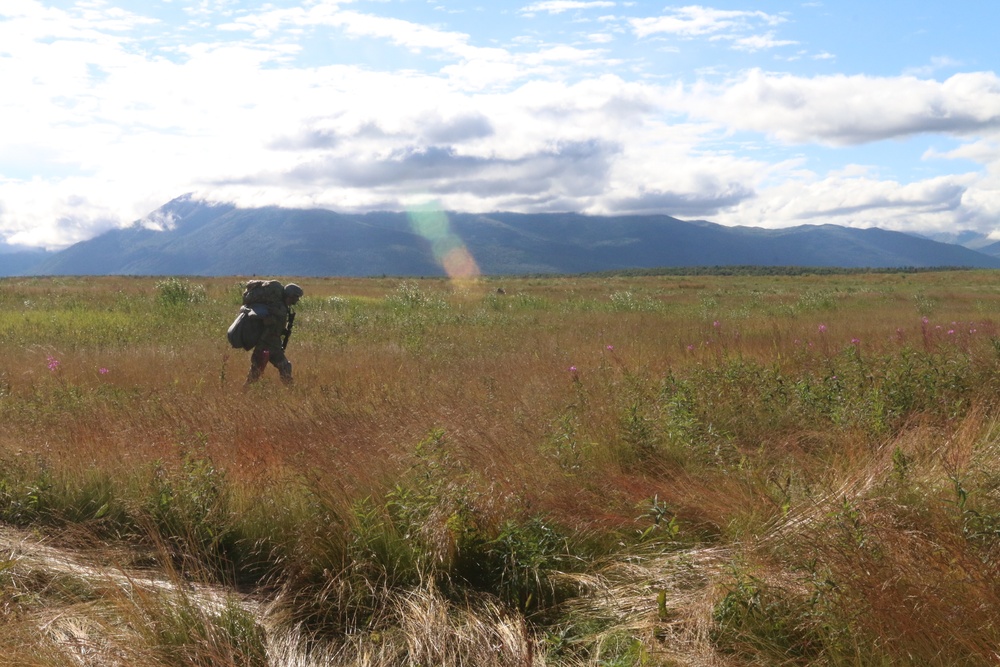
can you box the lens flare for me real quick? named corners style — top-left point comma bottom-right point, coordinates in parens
top-left (408, 204), bottom-right (481, 285)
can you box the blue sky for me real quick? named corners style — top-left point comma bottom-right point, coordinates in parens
top-left (1, 1), bottom-right (999, 250)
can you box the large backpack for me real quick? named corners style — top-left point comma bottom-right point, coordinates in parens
top-left (226, 280), bottom-right (284, 350)
top-left (227, 307), bottom-right (263, 350)
top-left (242, 279), bottom-right (285, 307)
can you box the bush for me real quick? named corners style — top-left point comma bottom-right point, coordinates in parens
top-left (156, 278), bottom-right (206, 307)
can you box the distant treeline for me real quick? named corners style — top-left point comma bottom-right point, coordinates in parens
top-left (585, 265), bottom-right (981, 278)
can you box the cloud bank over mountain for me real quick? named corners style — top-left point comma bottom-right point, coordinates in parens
top-left (2, 1), bottom-right (999, 251)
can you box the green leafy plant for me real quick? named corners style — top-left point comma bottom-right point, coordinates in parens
top-left (156, 277), bottom-right (206, 307)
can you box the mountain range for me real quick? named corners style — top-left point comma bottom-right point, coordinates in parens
top-left (4, 195), bottom-right (1000, 277)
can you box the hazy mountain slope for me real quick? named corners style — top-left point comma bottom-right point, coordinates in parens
top-left (13, 198), bottom-right (1000, 276)
top-left (918, 230), bottom-right (997, 251)
top-left (0, 249), bottom-right (53, 276)
top-left (977, 238), bottom-right (1000, 258)
top-left (25, 198), bottom-right (237, 276)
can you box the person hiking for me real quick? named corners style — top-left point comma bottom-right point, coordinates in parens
top-left (243, 281), bottom-right (303, 386)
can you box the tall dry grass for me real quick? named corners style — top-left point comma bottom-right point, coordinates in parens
top-left (3, 271), bottom-right (1000, 664)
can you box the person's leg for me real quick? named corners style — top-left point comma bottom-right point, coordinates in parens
top-left (278, 359), bottom-right (293, 385)
top-left (244, 348), bottom-right (270, 385)
top-left (268, 349), bottom-right (293, 385)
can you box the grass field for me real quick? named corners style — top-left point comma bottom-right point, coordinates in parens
top-left (4, 270), bottom-right (1000, 665)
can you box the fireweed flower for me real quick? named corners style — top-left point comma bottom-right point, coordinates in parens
top-left (818, 324), bottom-right (827, 333)
top-left (46, 356), bottom-right (60, 372)
top-left (851, 338), bottom-right (861, 345)
top-left (606, 345), bottom-right (614, 351)
top-left (99, 368), bottom-right (109, 375)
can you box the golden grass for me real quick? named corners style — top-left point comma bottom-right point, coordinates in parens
top-left (4, 270), bottom-right (1000, 665)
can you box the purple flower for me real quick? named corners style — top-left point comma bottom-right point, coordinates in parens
top-left (46, 356), bottom-right (60, 372)
top-left (818, 324), bottom-right (827, 333)
top-left (99, 368), bottom-right (109, 375)
top-left (606, 345), bottom-right (614, 351)
top-left (569, 366), bottom-right (577, 373)
top-left (851, 337), bottom-right (861, 345)
top-left (686, 344), bottom-right (695, 352)
top-left (713, 320), bottom-right (721, 328)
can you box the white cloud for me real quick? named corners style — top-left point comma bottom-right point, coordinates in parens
top-left (711, 169), bottom-right (985, 233)
top-left (587, 32), bottom-right (614, 43)
top-left (629, 5), bottom-right (785, 39)
top-left (729, 32), bottom-right (797, 53)
top-left (925, 138), bottom-right (1000, 166)
top-left (316, 10), bottom-right (472, 54)
top-left (520, 1), bottom-right (617, 16)
top-left (679, 70), bottom-right (1000, 146)
top-left (2, 1), bottom-right (1000, 251)
top-left (221, 2), bottom-right (474, 57)
top-left (904, 55), bottom-right (965, 78)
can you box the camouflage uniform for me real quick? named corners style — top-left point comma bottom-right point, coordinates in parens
top-left (245, 282), bottom-right (302, 386)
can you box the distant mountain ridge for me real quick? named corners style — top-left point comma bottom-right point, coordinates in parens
top-left (0, 247), bottom-right (53, 275)
top-left (4, 195), bottom-right (1000, 276)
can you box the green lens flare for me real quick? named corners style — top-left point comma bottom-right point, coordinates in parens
top-left (408, 204), bottom-right (481, 280)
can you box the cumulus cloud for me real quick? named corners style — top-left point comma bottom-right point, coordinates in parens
top-left (607, 184), bottom-right (755, 217)
top-left (2, 1), bottom-right (1000, 250)
top-left (221, 3), bottom-right (476, 57)
top-left (629, 5), bottom-right (786, 40)
top-left (219, 137), bottom-right (619, 210)
top-left (904, 56), bottom-right (965, 78)
top-left (520, 1), bottom-right (617, 16)
top-left (926, 138), bottom-right (1000, 165)
top-left (729, 32), bottom-right (797, 52)
top-left (713, 170), bottom-right (985, 234)
top-left (680, 70), bottom-right (1000, 146)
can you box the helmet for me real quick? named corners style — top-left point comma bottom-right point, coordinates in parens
top-left (284, 283), bottom-right (304, 302)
